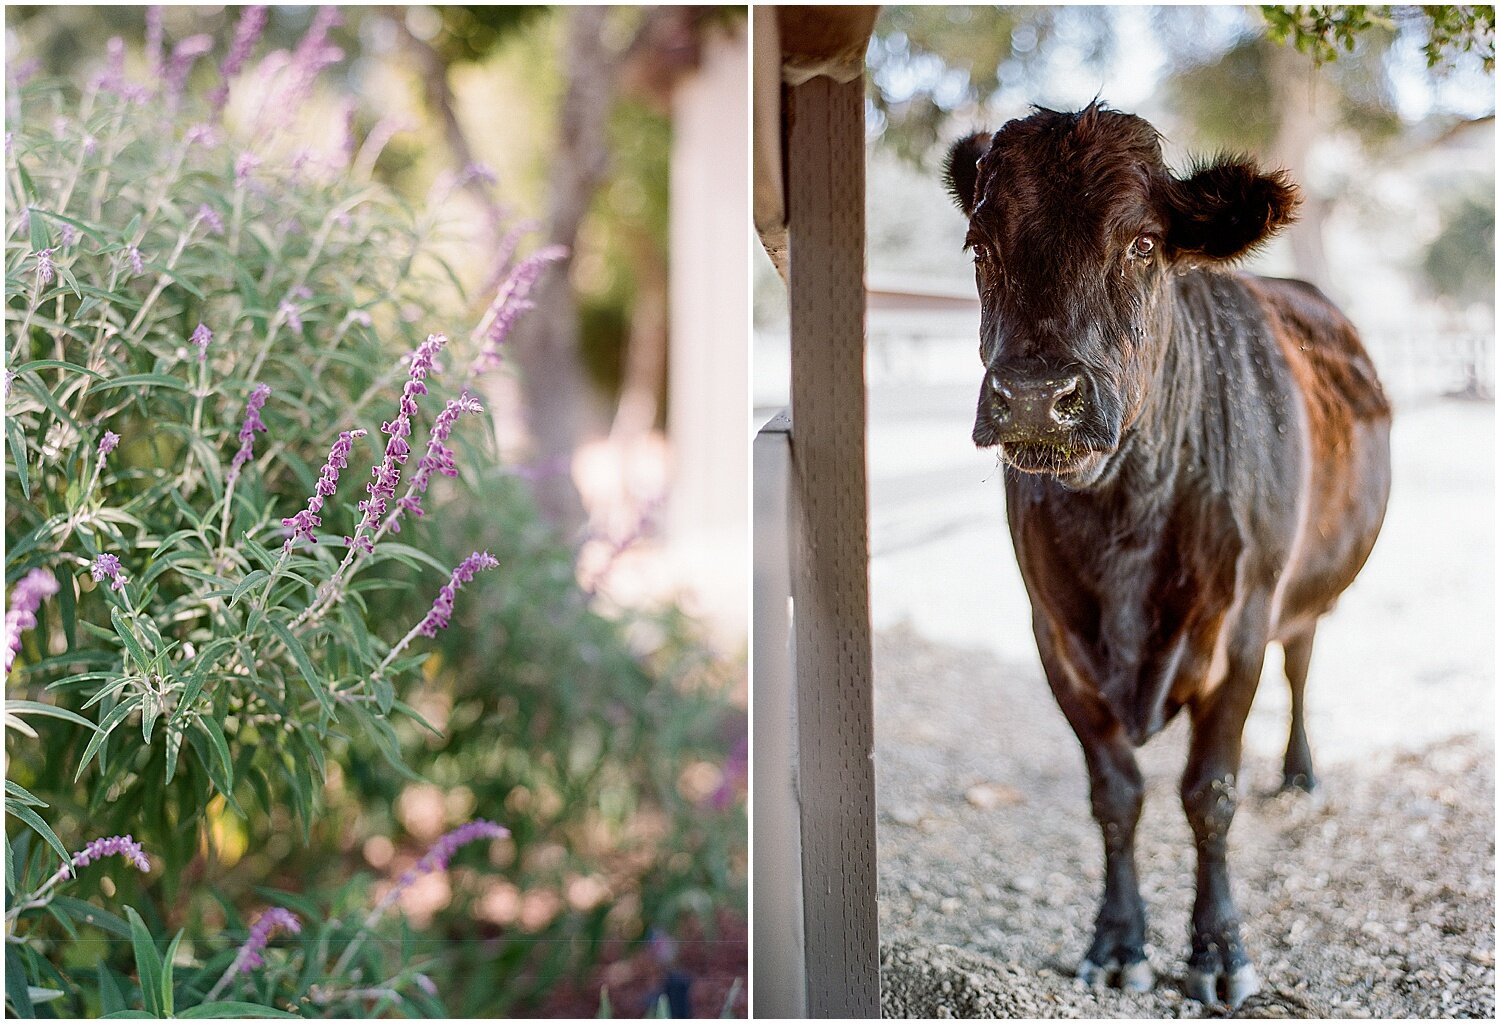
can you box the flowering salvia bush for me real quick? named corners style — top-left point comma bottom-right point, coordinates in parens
top-left (1, 9), bottom-right (748, 1019)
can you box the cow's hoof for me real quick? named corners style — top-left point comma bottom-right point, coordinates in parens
top-left (1121, 958), bottom-right (1154, 992)
top-left (1226, 964), bottom-right (1261, 1008)
top-left (1279, 771), bottom-right (1319, 795)
top-left (1185, 967), bottom-right (1219, 1005)
top-left (1184, 963), bottom-right (1261, 1009)
top-left (1075, 958), bottom-right (1107, 987)
top-left (1075, 957), bottom-right (1153, 992)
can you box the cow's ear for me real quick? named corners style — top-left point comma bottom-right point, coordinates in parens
top-left (944, 132), bottom-right (992, 217)
top-left (1165, 156), bottom-right (1300, 261)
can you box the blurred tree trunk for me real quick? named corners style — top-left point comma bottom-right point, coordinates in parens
top-left (508, 6), bottom-right (619, 537)
top-left (610, 232), bottom-right (669, 442)
top-left (1267, 40), bottom-right (1333, 291)
top-left (509, 6), bottom-right (691, 538)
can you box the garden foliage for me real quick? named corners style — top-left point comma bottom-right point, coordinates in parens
top-left (5, 8), bottom-right (744, 1017)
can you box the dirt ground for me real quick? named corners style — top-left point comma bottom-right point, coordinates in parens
top-left (873, 628), bottom-right (1494, 1018)
top-left (868, 392), bottom-right (1495, 1019)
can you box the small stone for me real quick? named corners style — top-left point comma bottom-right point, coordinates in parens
top-left (966, 781), bottom-right (1027, 810)
top-left (890, 805), bottom-right (922, 827)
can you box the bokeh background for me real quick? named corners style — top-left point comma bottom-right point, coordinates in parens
top-left (8, 5), bottom-right (747, 1016)
top-left (754, 4), bottom-right (1494, 1015)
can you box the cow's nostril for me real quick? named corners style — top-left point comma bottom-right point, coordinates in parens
top-left (1053, 378), bottom-right (1086, 422)
top-left (989, 375), bottom-right (1012, 420)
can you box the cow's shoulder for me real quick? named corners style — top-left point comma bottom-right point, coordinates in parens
top-left (1239, 273), bottom-right (1391, 423)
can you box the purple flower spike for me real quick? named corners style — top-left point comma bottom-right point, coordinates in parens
top-left (95, 37), bottom-right (127, 95)
top-left (67, 834), bottom-right (151, 877)
top-left (145, 7), bottom-right (165, 78)
top-left (227, 384), bottom-right (272, 484)
top-left (417, 551), bottom-right (498, 638)
top-left (190, 323), bottom-right (212, 363)
top-left (165, 34), bottom-right (214, 100)
top-left (471, 246), bottom-right (567, 375)
top-left (212, 5), bottom-right (268, 112)
top-left (97, 430), bottom-right (120, 461)
top-left (125, 246), bottom-right (144, 276)
top-left (184, 123), bottom-right (220, 148)
top-left (279, 6), bottom-right (344, 112)
top-left (354, 334), bottom-right (449, 550)
top-left (33, 248), bottom-right (56, 288)
top-left (278, 298), bottom-right (303, 333)
top-left (5, 568), bottom-right (59, 673)
top-left (392, 392), bottom-right (483, 528)
top-left (283, 428), bottom-right (367, 549)
top-left (60, 224), bottom-right (79, 248)
top-left (235, 152), bottom-right (260, 187)
top-left (236, 907), bottom-right (301, 973)
top-left (416, 819), bottom-right (508, 874)
top-left (197, 204), bottom-right (224, 236)
top-left (90, 554), bottom-right (128, 593)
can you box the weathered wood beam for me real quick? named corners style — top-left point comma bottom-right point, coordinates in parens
top-left (785, 73), bottom-right (881, 1018)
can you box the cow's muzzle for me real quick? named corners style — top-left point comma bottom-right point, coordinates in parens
top-left (973, 370), bottom-right (1110, 480)
top-left (984, 372), bottom-right (1086, 441)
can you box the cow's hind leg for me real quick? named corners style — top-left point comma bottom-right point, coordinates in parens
top-left (1181, 642), bottom-right (1266, 1010)
top-left (1054, 687), bottom-right (1152, 992)
top-left (1280, 624), bottom-right (1318, 792)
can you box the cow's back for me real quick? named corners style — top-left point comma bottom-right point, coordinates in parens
top-left (1242, 274), bottom-right (1393, 638)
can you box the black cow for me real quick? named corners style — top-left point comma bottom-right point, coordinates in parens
top-left (944, 103), bottom-right (1391, 1008)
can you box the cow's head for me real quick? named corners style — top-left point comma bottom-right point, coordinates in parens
top-left (945, 102), bottom-right (1299, 487)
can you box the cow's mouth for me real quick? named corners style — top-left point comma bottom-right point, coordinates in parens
top-left (999, 440), bottom-right (1104, 478)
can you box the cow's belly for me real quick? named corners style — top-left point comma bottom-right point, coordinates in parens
top-left (1272, 413), bottom-right (1392, 640)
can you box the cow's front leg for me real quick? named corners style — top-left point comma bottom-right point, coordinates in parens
top-left (1052, 684), bottom-right (1152, 992)
top-left (1180, 649), bottom-right (1266, 1009)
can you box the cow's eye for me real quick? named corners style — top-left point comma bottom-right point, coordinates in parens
top-left (972, 243), bottom-right (992, 265)
top-left (1129, 235), bottom-right (1156, 260)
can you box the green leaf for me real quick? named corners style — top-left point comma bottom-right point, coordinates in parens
top-left (197, 717), bottom-right (234, 794)
top-left (162, 930), bottom-right (184, 1016)
top-left (6, 417), bottom-right (30, 502)
top-left (373, 672), bottom-right (394, 715)
top-left (178, 1002), bottom-right (300, 1018)
top-left (4, 801), bottom-right (70, 867)
top-left (27, 986), bottom-right (65, 1005)
top-left (269, 621), bottom-right (334, 724)
top-left (230, 570), bottom-right (269, 607)
top-left (101, 1012), bottom-right (156, 1019)
top-left (6, 946), bottom-right (36, 1017)
top-left (52, 896), bottom-right (132, 938)
top-left (125, 906), bottom-right (164, 1018)
top-left (30, 209), bottom-right (109, 245)
top-left (5, 699), bottom-right (100, 732)
top-left (28, 204), bottom-right (47, 251)
top-left (59, 570), bottom-right (76, 648)
top-left (169, 638), bottom-right (234, 730)
top-left (44, 901), bottom-right (80, 939)
top-left (74, 693), bottom-right (144, 782)
top-left (92, 373), bottom-right (190, 394)
top-left (8, 360), bottom-right (105, 380)
top-left (111, 607), bottom-right (153, 674)
top-left (368, 541), bottom-right (451, 575)
top-left (15, 371), bottom-right (84, 431)
top-left (4, 780), bottom-right (46, 807)
top-left (362, 715), bottom-right (421, 782)
top-left (96, 964), bottom-right (126, 1015)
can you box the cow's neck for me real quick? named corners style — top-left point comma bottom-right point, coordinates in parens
top-left (1019, 271), bottom-right (1253, 739)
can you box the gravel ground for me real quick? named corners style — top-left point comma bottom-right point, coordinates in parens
top-left (873, 626), bottom-right (1495, 1019)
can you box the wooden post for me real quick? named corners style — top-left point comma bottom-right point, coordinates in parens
top-left (785, 74), bottom-right (880, 1017)
top-left (751, 411), bottom-right (807, 1018)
